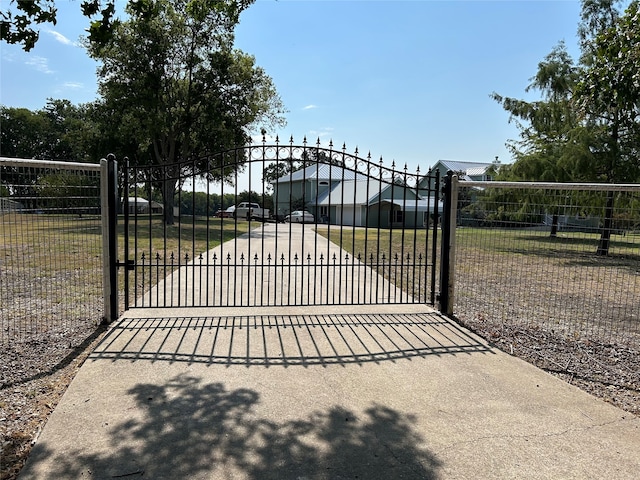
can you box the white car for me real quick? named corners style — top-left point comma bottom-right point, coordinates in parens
top-left (285, 210), bottom-right (314, 223)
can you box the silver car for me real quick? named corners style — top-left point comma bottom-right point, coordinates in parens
top-left (285, 210), bottom-right (314, 223)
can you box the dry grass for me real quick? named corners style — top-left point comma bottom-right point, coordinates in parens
top-left (118, 215), bottom-right (248, 308)
top-left (318, 226), bottom-right (441, 304)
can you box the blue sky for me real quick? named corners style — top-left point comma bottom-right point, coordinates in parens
top-left (0, 0), bottom-right (584, 173)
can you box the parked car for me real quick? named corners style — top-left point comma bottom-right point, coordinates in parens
top-left (215, 206), bottom-right (235, 218)
top-left (285, 210), bottom-right (314, 223)
top-left (234, 202), bottom-right (270, 221)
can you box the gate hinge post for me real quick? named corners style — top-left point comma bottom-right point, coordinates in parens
top-left (439, 171), bottom-right (458, 316)
top-left (101, 154), bottom-right (119, 323)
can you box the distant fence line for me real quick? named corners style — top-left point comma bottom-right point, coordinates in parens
top-left (445, 177), bottom-right (640, 347)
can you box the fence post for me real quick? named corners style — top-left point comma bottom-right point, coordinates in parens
top-left (439, 171), bottom-right (458, 316)
top-left (100, 154), bottom-right (119, 323)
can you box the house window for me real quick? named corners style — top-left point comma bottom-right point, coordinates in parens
top-left (318, 181), bottom-right (329, 187)
top-left (392, 209), bottom-right (403, 223)
top-left (320, 206), bottom-right (328, 216)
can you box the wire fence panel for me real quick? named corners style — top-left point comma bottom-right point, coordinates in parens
top-left (0, 158), bottom-right (104, 343)
top-left (453, 182), bottom-right (640, 347)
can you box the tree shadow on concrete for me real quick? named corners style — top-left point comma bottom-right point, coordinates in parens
top-left (23, 374), bottom-right (442, 479)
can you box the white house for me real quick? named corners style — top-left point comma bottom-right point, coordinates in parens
top-left (429, 159), bottom-right (499, 182)
top-left (272, 164), bottom-right (443, 228)
top-left (123, 197), bottom-right (163, 215)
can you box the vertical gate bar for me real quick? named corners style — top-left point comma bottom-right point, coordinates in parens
top-left (399, 164), bottom-right (408, 303)
top-left (271, 141), bottom-right (280, 306)
top-left (155, 253), bottom-right (160, 306)
top-left (430, 169), bottom-right (440, 305)
top-left (439, 171), bottom-right (458, 315)
top-left (337, 141), bottom-right (344, 305)
top-left (287, 140), bottom-right (297, 307)
top-left (411, 167), bottom-right (420, 303)
top-left (363, 153), bottom-right (372, 304)
top-left (122, 157), bottom-right (130, 310)
top-left (423, 169), bottom-right (432, 304)
top-left (176, 169), bottom-right (182, 307)
top-left (298, 141), bottom-right (309, 306)
top-left (184, 253), bottom-right (189, 306)
top-left (387, 162), bottom-right (395, 304)
top-left (141, 253), bottom-right (146, 307)
top-left (133, 166), bottom-right (139, 307)
top-left (375, 158), bottom-right (383, 303)
top-left (191, 163), bottom-right (196, 307)
top-left (324, 144), bottom-right (333, 306)
top-left (313, 142), bottom-right (321, 306)
top-left (246, 154), bottom-right (252, 307)
top-left (162, 163), bottom-right (168, 307)
top-left (218, 155), bottom-right (225, 308)
top-left (146, 169), bottom-right (153, 306)
top-left (350, 146), bottom-right (357, 305)
top-left (205, 159), bottom-right (211, 307)
top-left (232, 149), bottom-right (239, 306)
top-left (260, 143), bottom-right (266, 307)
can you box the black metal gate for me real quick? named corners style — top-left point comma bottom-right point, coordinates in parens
top-left (114, 138), bottom-right (442, 310)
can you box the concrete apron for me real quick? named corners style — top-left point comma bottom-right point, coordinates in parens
top-left (19, 225), bottom-right (640, 480)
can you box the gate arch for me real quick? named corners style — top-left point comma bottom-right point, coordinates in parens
top-left (119, 137), bottom-right (442, 309)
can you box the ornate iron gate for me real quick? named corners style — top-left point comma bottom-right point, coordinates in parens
top-left (115, 138), bottom-right (442, 309)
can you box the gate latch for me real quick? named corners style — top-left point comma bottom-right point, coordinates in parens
top-left (117, 259), bottom-right (135, 271)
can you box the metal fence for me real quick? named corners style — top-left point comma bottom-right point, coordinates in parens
top-left (0, 158), bottom-right (106, 343)
top-left (447, 178), bottom-right (640, 347)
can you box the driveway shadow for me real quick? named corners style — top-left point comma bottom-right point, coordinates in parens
top-left (89, 312), bottom-right (492, 367)
top-left (23, 374), bottom-right (443, 479)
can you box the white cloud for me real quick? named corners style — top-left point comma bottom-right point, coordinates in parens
top-left (45, 29), bottom-right (77, 47)
top-left (62, 82), bottom-right (83, 89)
top-left (303, 104), bottom-right (318, 110)
top-left (307, 129), bottom-right (335, 144)
top-left (25, 56), bottom-right (54, 74)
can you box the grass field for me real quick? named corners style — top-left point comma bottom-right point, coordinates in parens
top-left (318, 224), bottom-right (640, 345)
top-left (1, 213), bottom-right (104, 342)
top-left (316, 226), bottom-right (441, 304)
top-left (120, 215), bottom-right (250, 310)
top-left (0, 213), bottom-right (249, 338)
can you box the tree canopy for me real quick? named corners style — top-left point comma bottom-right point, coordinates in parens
top-left (1, 0), bottom-right (117, 51)
top-left (494, 0), bottom-right (640, 185)
top-left (0, 100), bottom-right (96, 160)
top-left (85, 0), bottom-right (285, 224)
top-left (492, 0), bottom-right (640, 254)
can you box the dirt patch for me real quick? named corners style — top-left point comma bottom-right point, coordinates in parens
top-left (0, 323), bottom-right (107, 480)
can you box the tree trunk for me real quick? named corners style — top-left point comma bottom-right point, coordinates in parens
top-left (596, 190), bottom-right (615, 256)
top-left (550, 213), bottom-right (559, 237)
top-left (162, 176), bottom-right (178, 225)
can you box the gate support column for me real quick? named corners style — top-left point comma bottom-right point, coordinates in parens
top-left (439, 171), bottom-right (458, 316)
top-left (101, 154), bottom-right (118, 323)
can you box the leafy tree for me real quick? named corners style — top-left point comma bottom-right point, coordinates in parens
top-left (0, 100), bottom-right (97, 161)
top-left (1, 0), bottom-right (117, 51)
top-left (575, 0), bottom-right (640, 253)
top-left (493, 0), bottom-right (640, 253)
top-left (86, 0), bottom-right (285, 225)
top-left (0, 105), bottom-right (49, 158)
top-left (179, 191), bottom-right (221, 217)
